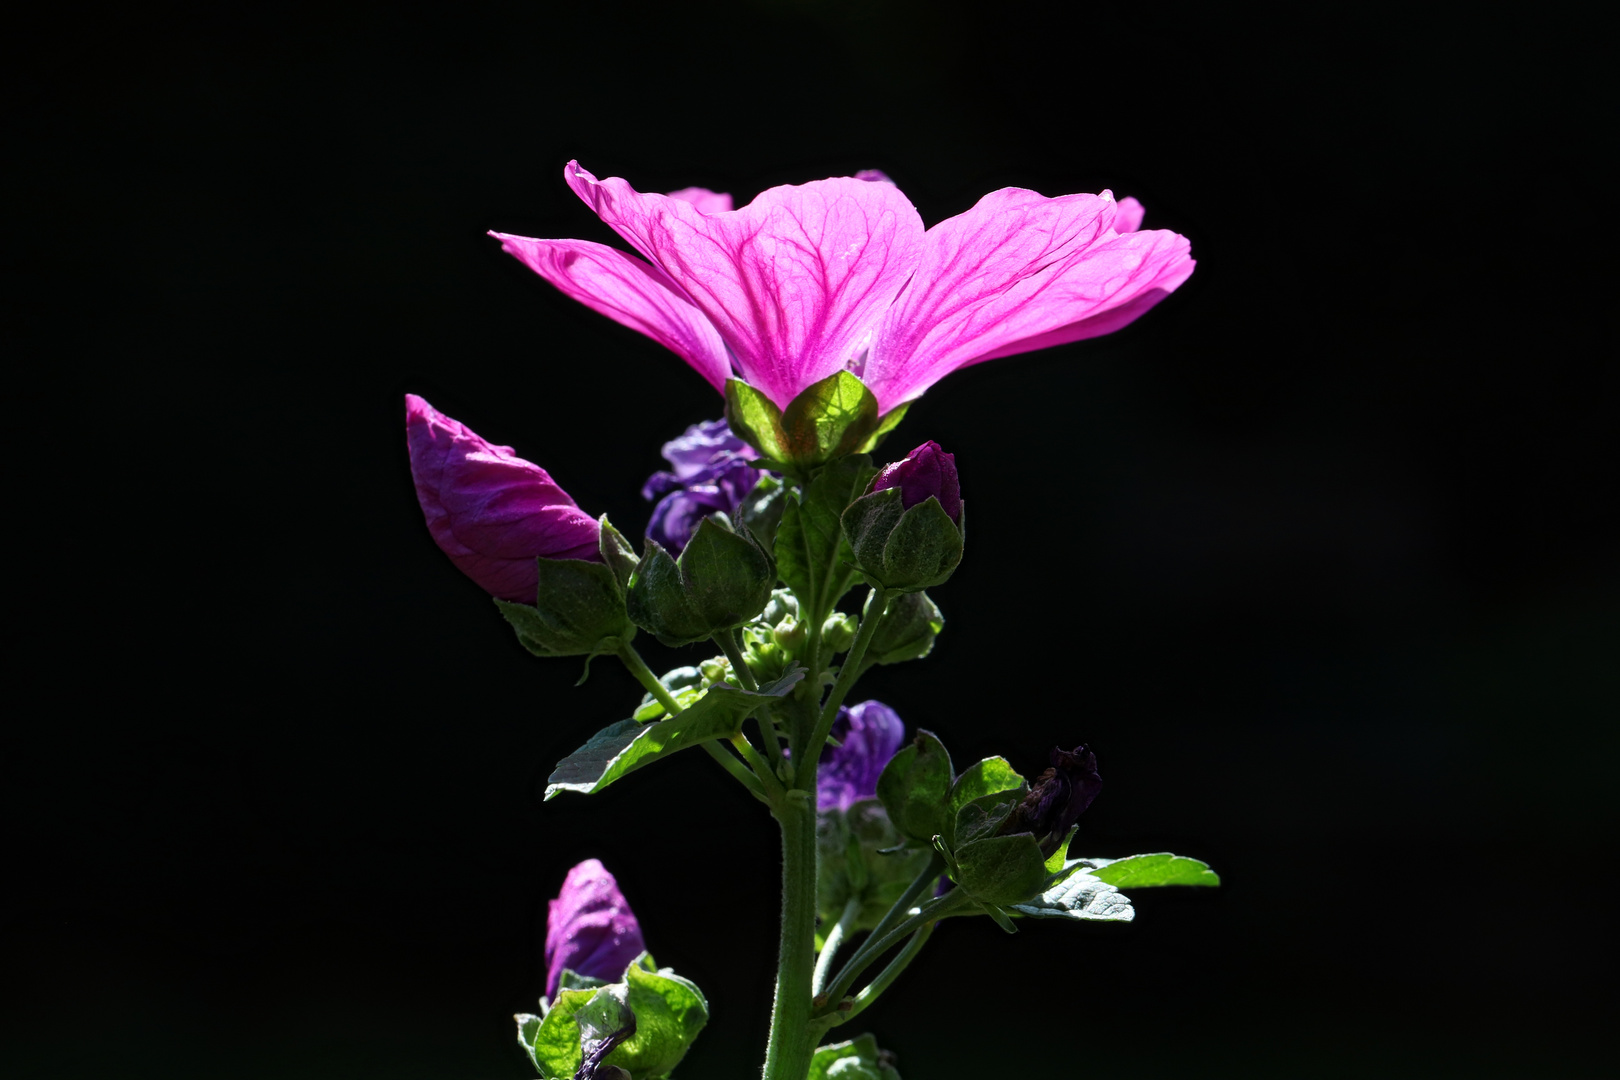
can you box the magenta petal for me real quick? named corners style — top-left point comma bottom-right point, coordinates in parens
top-left (544, 859), bottom-right (645, 1000)
top-left (492, 233), bottom-right (733, 395)
top-left (865, 190), bottom-right (1193, 406)
top-left (566, 161), bottom-right (925, 409)
top-left (406, 395), bottom-right (601, 602)
top-left (1114, 196), bottom-right (1146, 234)
top-left (665, 186), bottom-right (734, 214)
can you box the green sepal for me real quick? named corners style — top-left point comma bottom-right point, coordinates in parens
top-left (515, 1013), bottom-right (544, 1070)
top-left (776, 454), bottom-right (875, 624)
top-left (947, 758), bottom-right (1025, 829)
top-left (875, 729), bottom-right (954, 845)
top-left (556, 968), bottom-right (611, 994)
top-left (599, 515), bottom-right (641, 591)
top-left (608, 963), bottom-right (710, 1079)
top-left (842, 489), bottom-right (965, 594)
top-left (953, 832), bottom-right (1051, 906)
top-left (948, 789), bottom-right (1022, 850)
top-left (1081, 852), bottom-right (1222, 888)
top-left (624, 541), bottom-right (708, 645)
top-left (854, 402), bottom-right (910, 454)
top-left (739, 473), bottom-right (788, 553)
top-left (863, 589), bottom-right (943, 667)
top-left (1044, 825), bottom-right (1080, 874)
top-left (625, 519), bottom-right (774, 646)
top-left (1008, 867), bottom-right (1134, 922)
top-left (545, 669), bottom-right (803, 798)
top-left (529, 986), bottom-right (596, 1078)
top-left (724, 379), bottom-right (791, 465)
top-left (493, 557), bottom-right (636, 658)
top-left (808, 1032), bottom-right (902, 1080)
top-left (984, 904), bottom-right (1019, 934)
top-left (725, 373), bottom-right (885, 471)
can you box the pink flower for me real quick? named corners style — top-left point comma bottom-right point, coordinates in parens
top-left (544, 859), bottom-right (645, 1000)
top-left (493, 164), bottom-right (1192, 413)
top-left (405, 394), bottom-right (600, 602)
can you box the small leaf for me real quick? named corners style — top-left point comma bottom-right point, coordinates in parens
top-left (1009, 869), bottom-right (1135, 922)
top-left (809, 1033), bottom-right (901, 1080)
top-left (603, 964), bottom-right (709, 1079)
top-left (875, 729), bottom-right (954, 845)
top-left (545, 670), bottom-right (803, 799)
top-left (1084, 853), bottom-right (1221, 888)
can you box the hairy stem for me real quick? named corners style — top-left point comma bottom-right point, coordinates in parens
top-left (804, 589), bottom-right (892, 765)
top-left (763, 790), bottom-right (819, 1080)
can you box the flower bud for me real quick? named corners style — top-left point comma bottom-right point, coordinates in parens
top-left (772, 616), bottom-right (808, 653)
top-left (863, 590), bottom-right (943, 666)
top-left (406, 394), bottom-right (600, 601)
top-left (626, 517), bottom-right (774, 646)
top-left (544, 859), bottom-right (645, 1000)
top-left (1003, 745), bottom-right (1103, 856)
top-left (821, 612), bottom-right (857, 653)
top-left (841, 442), bottom-right (966, 594)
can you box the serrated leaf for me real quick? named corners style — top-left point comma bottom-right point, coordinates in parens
top-left (545, 670), bottom-right (803, 799)
top-left (1010, 869), bottom-right (1135, 922)
top-left (1084, 853), bottom-right (1221, 888)
top-left (776, 454), bottom-right (875, 623)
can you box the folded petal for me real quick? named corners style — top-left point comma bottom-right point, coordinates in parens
top-left (492, 233), bottom-right (733, 394)
top-left (1114, 195), bottom-right (1145, 234)
top-left (865, 189), bottom-right (1193, 406)
top-left (566, 161), bottom-right (926, 409)
top-left (666, 186), bottom-right (734, 214)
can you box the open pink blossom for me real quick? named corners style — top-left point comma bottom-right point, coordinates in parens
top-left (493, 164), bottom-right (1192, 412)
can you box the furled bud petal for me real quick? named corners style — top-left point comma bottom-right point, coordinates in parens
top-left (818, 700), bottom-right (907, 812)
top-left (1005, 745), bottom-right (1103, 855)
top-left (870, 440), bottom-right (960, 524)
top-left (544, 859), bottom-right (645, 1000)
top-left (406, 394), bottom-right (600, 602)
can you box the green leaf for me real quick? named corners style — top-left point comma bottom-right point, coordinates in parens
top-left (604, 964), bottom-right (710, 1079)
top-left (1083, 853), bottom-right (1221, 888)
top-left (740, 474), bottom-right (788, 553)
top-left (949, 790), bottom-right (1022, 850)
top-left (875, 729), bottom-right (954, 845)
top-left (530, 986), bottom-right (595, 1078)
top-left (724, 378), bottom-right (790, 463)
top-left (545, 670), bottom-right (803, 799)
top-left (780, 371), bottom-right (881, 466)
top-left (1009, 868), bottom-right (1135, 922)
top-left (953, 832), bottom-right (1051, 906)
top-left (776, 454), bottom-right (875, 623)
top-left (808, 1033), bottom-right (901, 1080)
top-left (949, 757), bottom-right (1025, 823)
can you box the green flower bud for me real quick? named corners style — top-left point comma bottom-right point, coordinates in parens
top-left (625, 517), bottom-right (775, 646)
top-left (772, 616), bottom-right (808, 653)
top-left (864, 589), bottom-right (943, 666)
top-left (821, 611), bottom-right (857, 653)
top-left (493, 554), bottom-right (638, 658)
top-left (761, 588), bottom-right (799, 626)
top-left (699, 657), bottom-right (729, 684)
top-left (841, 443), bottom-right (965, 594)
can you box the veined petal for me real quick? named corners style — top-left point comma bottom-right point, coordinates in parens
top-left (1114, 195), bottom-right (1146, 233)
top-left (566, 161), bottom-right (926, 409)
top-left (666, 186), bottom-right (734, 214)
top-left (491, 233), bottom-right (733, 394)
top-left (865, 188), bottom-right (1193, 406)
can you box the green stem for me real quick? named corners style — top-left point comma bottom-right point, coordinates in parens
top-left (714, 628), bottom-right (758, 692)
top-left (763, 791), bottom-right (819, 1080)
top-left (804, 589), bottom-right (892, 764)
top-left (812, 898), bottom-right (862, 996)
top-left (731, 733), bottom-right (786, 802)
top-left (616, 641), bottom-right (767, 801)
top-left (833, 853), bottom-right (942, 984)
top-left (816, 887), bottom-right (976, 1017)
top-left (832, 922), bottom-right (935, 1028)
top-left (714, 629), bottom-right (788, 779)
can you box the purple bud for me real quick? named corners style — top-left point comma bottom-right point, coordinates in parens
top-left (1008, 745), bottom-right (1103, 855)
top-left (406, 395), bottom-right (601, 602)
top-left (817, 700), bottom-right (906, 812)
top-left (544, 859), bottom-right (645, 1000)
top-left (641, 420), bottom-right (761, 553)
top-left (870, 441), bottom-right (961, 524)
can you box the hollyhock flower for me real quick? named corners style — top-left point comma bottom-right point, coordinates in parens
top-left (544, 858), bottom-right (646, 1000)
top-left (641, 420), bottom-right (761, 552)
top-left (817, 700), bottom-right (906, 812)
top-left (406, 394), bottom-right (600, 602)
top-left (870, 440), bottom-right (961, 523)
top-left (493, 163), bottom-right (1192, 414)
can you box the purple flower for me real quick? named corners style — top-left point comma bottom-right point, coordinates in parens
top-left (406, 394), bottom-right (600, 603)
top-left (544, 859), bottom-right (646, 1000)
top-left (818, 700), bottom-right (906, 812)
top-left (870, 441), bottom-right (961, 524)
top-left (641, 420), bottom-right (760, 553)
top-left (493, 163), bottom-right (1193, 413)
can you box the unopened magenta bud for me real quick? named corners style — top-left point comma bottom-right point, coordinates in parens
top-left (870, 441), bottom-right (961, 523)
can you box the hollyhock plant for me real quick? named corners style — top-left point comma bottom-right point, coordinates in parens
top-left (406, 394), bottom-right (599, 602)
top-left (492, 162), bottom-right (1192, 417)
top-left (544, 858), bottom-right (646, 1000)
top-left (641, 419), bottom-right (761, 552)
top-left (817, 700), bottom-right (907, 812)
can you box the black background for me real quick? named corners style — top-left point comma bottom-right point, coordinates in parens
top-left (8, 2), bottom-right (1615, 1077)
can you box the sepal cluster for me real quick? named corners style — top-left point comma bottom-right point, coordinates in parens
top-left (724, 372), bottom-right (906, 474)
top-left (626, 516), bottom-right (774, 646)
top-left (494, 515), bottom-right (641, 659)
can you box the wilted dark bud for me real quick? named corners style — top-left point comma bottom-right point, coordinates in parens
top-left (821, 612), bottom-right (857, 653)
top-left (1004, 745), bottom-right (1103, 856)
top-left (625, 517), bottom-right (774, 646)
top-left (841, 443), bottom-right (965, 594)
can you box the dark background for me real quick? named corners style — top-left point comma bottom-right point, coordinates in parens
top-left (7, 1), bottom-right (1615, 1077)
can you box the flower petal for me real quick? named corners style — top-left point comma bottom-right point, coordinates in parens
top-left (666, 186), bottom-right (734, 214)
top-left (566, 161), bottom-right (925, 409)
top-left (1114, 195), bottom-right (1145, 233)
top-left (492, 233), bottom-right (733, 394)
top-left (865, 189), bottom-right (1193, 406)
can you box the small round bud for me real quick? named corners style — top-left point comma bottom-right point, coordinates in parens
top-left (700, 658), bottom-right (728, 684)
top-left (822, 612), bottom-right (857, 653)
top-left (772, 616), bottom-right (808, 653)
